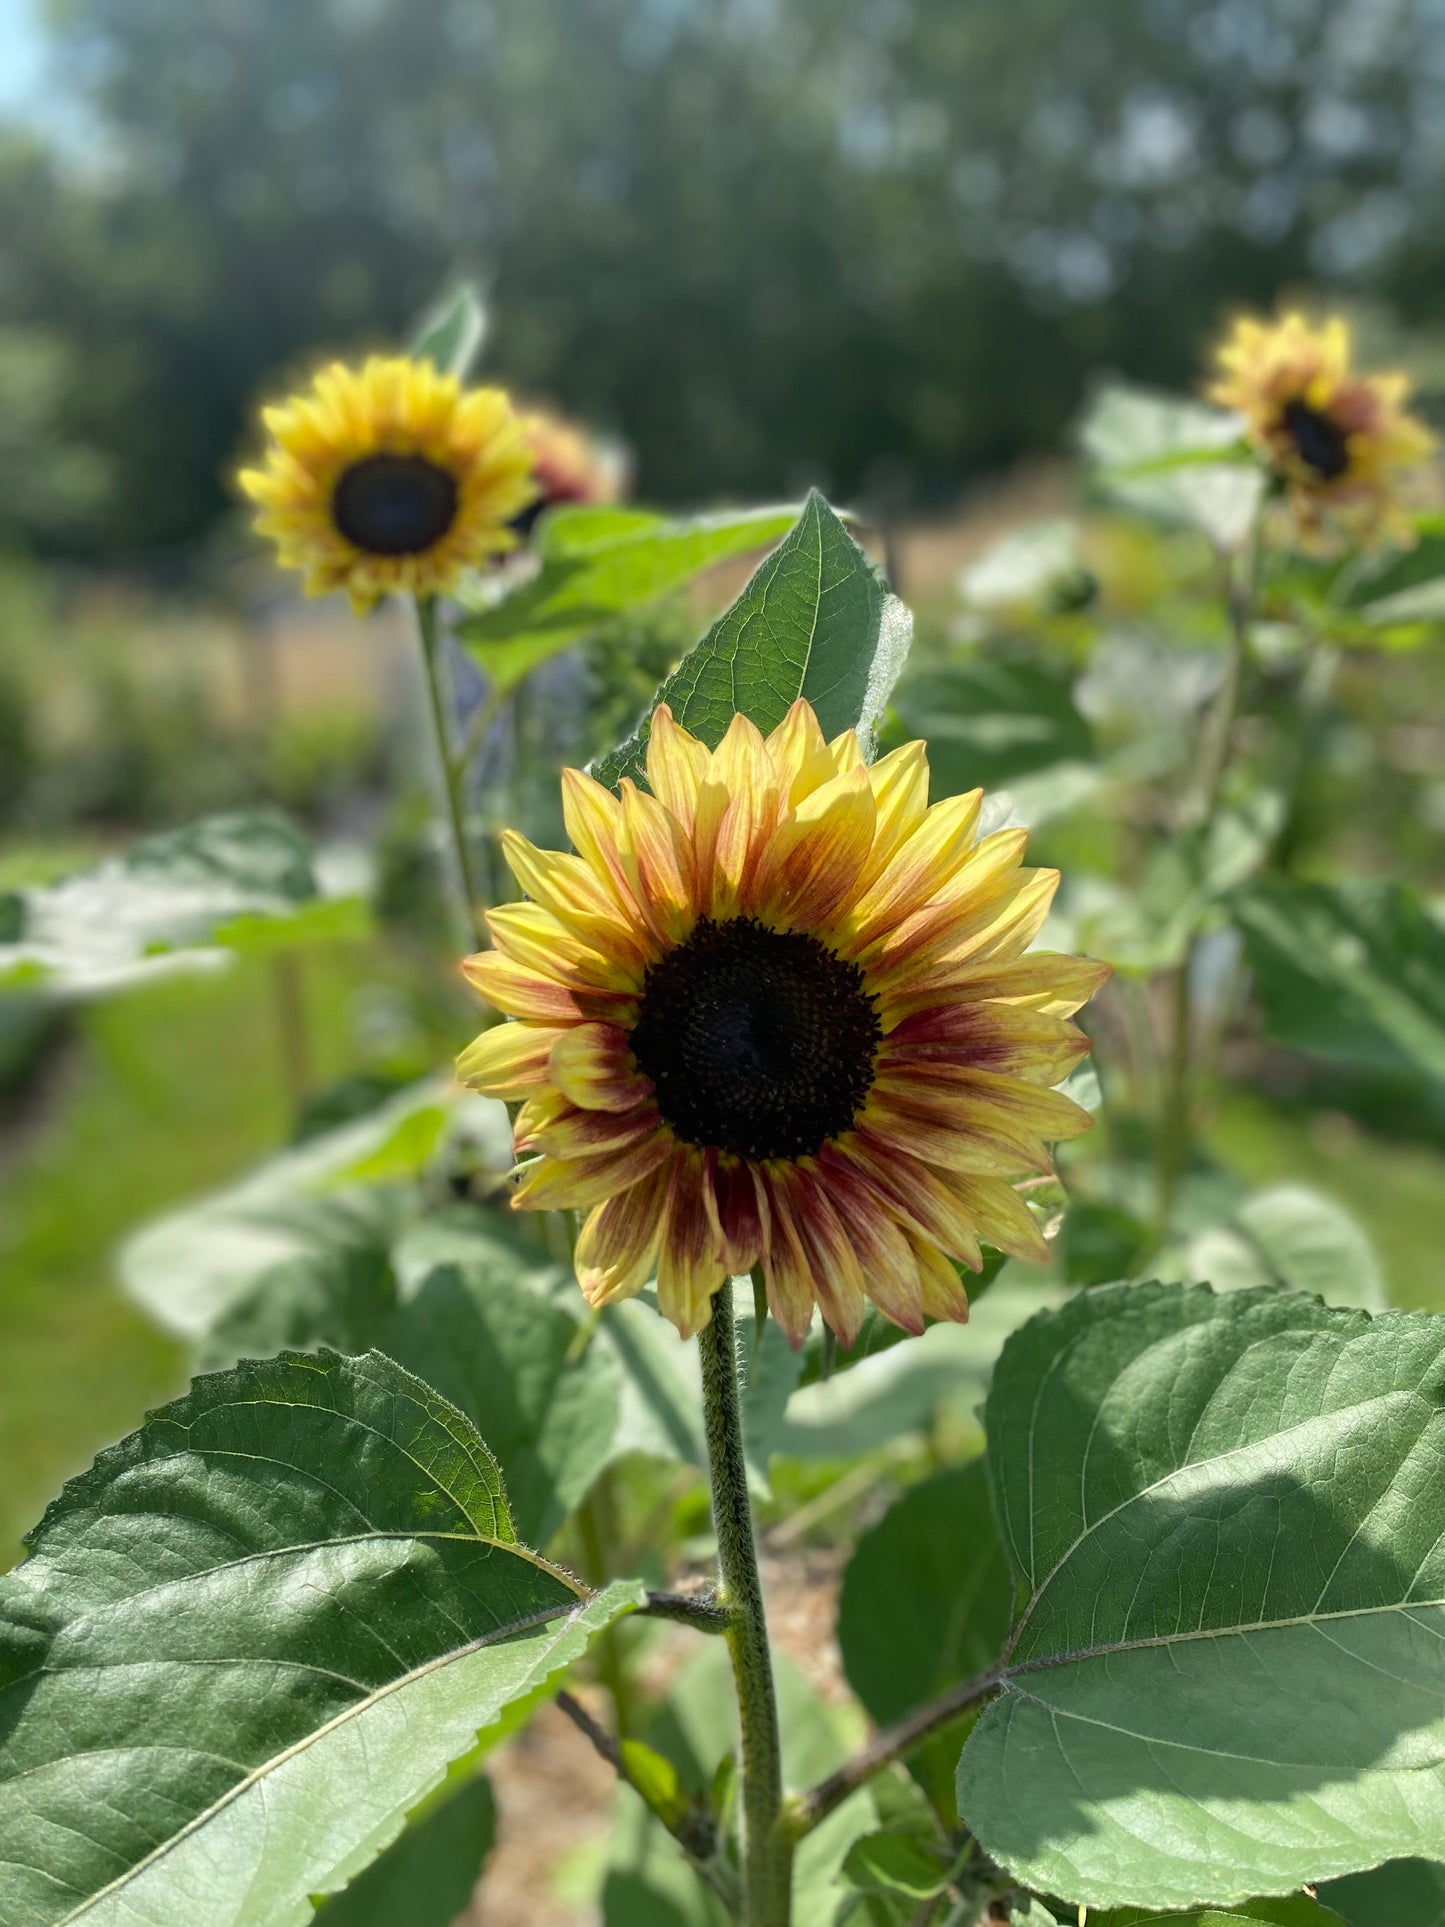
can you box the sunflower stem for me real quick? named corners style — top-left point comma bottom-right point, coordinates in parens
top-left (699, 1278), bottom-right (792, 1925)
top-left (413, 595), bottom-right (486, 946)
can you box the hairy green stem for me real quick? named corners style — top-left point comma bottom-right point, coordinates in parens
top-left (413, 596), bottom-right (486, 945)
top-left (699, 1278), bottom-right (792, 1924)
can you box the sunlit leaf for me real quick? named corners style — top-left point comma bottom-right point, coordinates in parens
top-left (0, 1349), bottom-right (644, 1927)
top-left (457, 502), bottom-right (802, 701)
top-left (958, 1283), bottom-right (1445, 1908)
top-left (591, 491), bottom-right (910, 789)
top-left (885, 654), bottom-right (1095, 804)
top-left (1187, 1184), bottom-right (1386, 1311)
top-left (1081, 383), bottom-right (1263, 552)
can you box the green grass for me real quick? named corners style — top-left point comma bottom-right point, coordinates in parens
top-left (0, 941), bottom-right (460, 1567)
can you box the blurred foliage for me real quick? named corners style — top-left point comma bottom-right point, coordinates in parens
top-left (6, 0), bottom-right (1445, 556)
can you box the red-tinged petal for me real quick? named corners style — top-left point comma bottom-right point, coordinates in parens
top-left (820, 1132), bottom-right (984, 1271)
top-left (750, 765), bottom-right (876, 930)
top-left (694, 713), bottom-right (779, 919)
top-left (844, 1194), bottom-right (926, 1336)
top-left (645, 704), bottom-right (710, 835)
top-left (499, 830), bottom-right (653, 967)
top-left (482, 901), bottom-right (642, 991)
top-left (512, 1128), bottom-right (674, 1211)
top-left (463, 949), bottom-right (637, 1025)
top-left (703, 1151), bottom-right (768, 1275)
top-left (835, 788), bottom-right (985, 953)
top-left (872, 866), bottom-right (1057, 996)
top-left (880, 1005), bottom-right (1092, 1086)
top-left (575, 1160), bottom-right (673, 1306)
top-left (619, 777), bottom-right (697, 944)
top-left (864, 1084), bottom-right (1051, 1178)
top-left (949, 1174), bottom-right (1050, 1264)
top-left (755, 1166), bottom-right (821, 1347)
top-left (772, 1163), bottom-right (868, 1346)
top-left (911, 1236), bottom-right (971, 1323)
top-left (530, 1100), bottom-right (663, 1160)
top-left (896, 952), bottom-right (1110, 1019)
top-left (549, 1022), bottom-right (653, 1112)
top-left (656, 1149), bottom-right (728, 1337)
top-left (457, 1021), bottom-right (568, 1099)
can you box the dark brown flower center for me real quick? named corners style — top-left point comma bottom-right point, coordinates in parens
top-left (331, 453), bottom-right (459, 555)
top-left (1281, 399), bottom-right (1351, 481)
top-left (630, 916), bottom-right (881, 1161)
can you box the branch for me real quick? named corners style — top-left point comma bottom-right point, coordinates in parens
top-left (788, 1667), bottom-right (1005, 1836)
top-left (556, 1690), bottom-right (739, 1907)
top-left (639, 1587), bottom-right (733, 1634)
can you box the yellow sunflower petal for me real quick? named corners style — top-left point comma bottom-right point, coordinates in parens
top-left (694, 713), bottom-right (779, 919)
top-left (462, 950), bottom-right (636, 1025)
top-left (499, 831), bottom-right (654, 968)
top-left (457, 1020), bottom-right (567, 1098)
top-left (483, 901), bottom-right (641, 991)
top-left (511, 1129), bottom-right (673, 1211)
top-left (750, 765), bottom-right (876, 930)
top-left (910, 1236), bottom-right (971, 1324)
top-left (656, 1150), bottom-right (728, 1338)
top-left (548, 1023), bottom-right (653, 1112)
top-left (575, 1163), bottom-right (672, 1308)
top-left (645, 704), bottom-right (710, 833)
top-left (836, 788), bottom-right (984, 950)
top-left (618, 777), bottom-right (697, 945)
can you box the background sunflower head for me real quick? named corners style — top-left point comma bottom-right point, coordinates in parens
top-left (239, 355), bottom-right (538, 611)
top-left (458, 698), bottom-right (1108, 1345)
top-left (1208, 311), bottom-right (1436, 549)
top-left (514, 406), bottom-right (628, 538)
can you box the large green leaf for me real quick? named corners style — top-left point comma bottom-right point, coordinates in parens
top-left (838, 1460), bottom-right (1011, 1817)
top-left (1090, 1902), bottom-right (1349, 1927)
top-left (591, 491), bottom-right (910, 790)
top-left (456, 501), bottom-right (802, 700)
top-left (1233, 878), bottom-right (1445, 1079)
top-left (957, 1284), bottom-right (1445, 1908)
top-left (315, 1776), bottom-right (494, 1925)
top-left (205, 1253), bottom-right (619, 1546)
top-left (0, 813), bottom-right (363, 996)
top-left (0, 1350), bottom-right (643, 1927)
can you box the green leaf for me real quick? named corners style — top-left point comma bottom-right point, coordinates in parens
top-left (119, 1077), bottom-right (511, 1339)
top-left (590, 491), bottom-right (911, 790)
top-left (315, 1776), bottom-right (494, 1926)
top-left (1091, 1901), bottom-right (1350, 1927)
top-left (957, 1283), bottom-right (1445, 1908)
top-left (1186, 1184), bottom-right (1386, 1311)
top-left (1080, 383), bottom-right (1264, 552)
top-left (1319, 1857), bottom-right (1445, 1927)
top-left (1233, 879), bottom-right (1445, 1080)
top-left (410, 281), bottom-right (487, 378)
top-left (0, 1349), bottom-right (644, 1927)
top-left (838, 1461), bottom-right (1012, 1817)
top-left (840, 1830), bottom-right (952, 1900)
top-left (0, 812), bottom-right (358, 996)
top-left (456, 502), bottom-right (803, 701)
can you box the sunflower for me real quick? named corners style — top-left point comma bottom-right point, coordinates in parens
top-left (1208, 312), bottom-right (1435, 548)
top-left (514, 406), bottom-right (627, 537)
top-left (240, 356), bottom-right (538, 611)
top-left (457, 700), bottom-right (1107, 1344)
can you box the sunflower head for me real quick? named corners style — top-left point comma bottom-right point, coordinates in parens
top-left (513, 406), bottom-right (626, 537)
top-left (1208, 311), bottom-right (1436, 549)
top-left (239, 356), bottom-right (539, 611)
top-left (457, 699), bottom-right (1108, 1346)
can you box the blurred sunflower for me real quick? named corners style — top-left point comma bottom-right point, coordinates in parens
top-left (458, 700), bottom-right (1107, 1343)
top-left (240, 356), bottom-right (537, 611)
top-left (1209, 312), bottom-right (1435, 548)
top-left (514, 406), bottom-right (627, 536)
